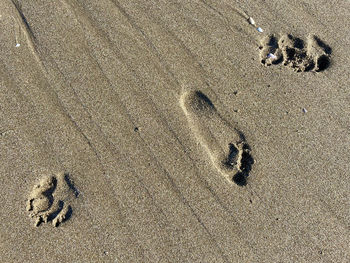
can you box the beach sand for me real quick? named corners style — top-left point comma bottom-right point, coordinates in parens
top-left (0, 0), bottom-right (349, 262)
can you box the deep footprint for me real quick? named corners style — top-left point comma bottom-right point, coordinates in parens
top-left (180, 90), bottom-right (254, 186)
top-left (259, 34), bottom-right (331, 72)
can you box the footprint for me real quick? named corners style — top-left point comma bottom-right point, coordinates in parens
top-left (180, 90), bottom-right (254, 186)
top-left (259, 34), bottom-right (331, 72)
top-left (26, 172), bottom-right (77, 227)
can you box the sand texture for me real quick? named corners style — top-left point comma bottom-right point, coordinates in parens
top-left (0, 0), bottom-right (349, 262)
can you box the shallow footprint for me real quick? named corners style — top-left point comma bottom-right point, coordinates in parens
top-left (180, 90), bottom-right (254, 186)
top-left (26, 172), bottom-right (77, 227)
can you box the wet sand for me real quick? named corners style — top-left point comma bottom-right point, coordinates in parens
top-left (0, 0), bottom-right (349, 262)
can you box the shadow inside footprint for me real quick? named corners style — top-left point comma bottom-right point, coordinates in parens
top-left (292, 36), bottom-right (305, 49)
top-left (260, 35), bottom-right (283, 65)
top-left (223, 143), bottom-right (240, 169)
top-left (42, 177), bottom-right (57, 205)
top-left (46, 200), bottom-right (64, 223)
top-left (47, 201), bottom-right (73, 227)
top-left (191, 91), bottom-right (216, 113)
top-left (316, 55), bottom-right (330, 72)
top-left (233, 144), bottom-right (254, 186)
top-left (313, 36), bottom-right (332, 55)
top-left (233, 173), bottom-right (247, 186)
top-left (64, 173), bottom-right (79, 197)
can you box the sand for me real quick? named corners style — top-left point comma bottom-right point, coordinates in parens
top-left (0, 0), bottom-right (349, 262)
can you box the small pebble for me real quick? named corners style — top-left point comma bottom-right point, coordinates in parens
top-left (15, 43), bottom-right (20, 47)
top-left (267, 53), bottom-right (277, 60)
top-left (302, 108), bottom-right (307, 113)
top-left (257, 27), bottom-right (263, 33)
top-left (248, 17), bottom-right (256, 25)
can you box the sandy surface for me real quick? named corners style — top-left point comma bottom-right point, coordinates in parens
top-left (1, 0), bottom-right (349, 262)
